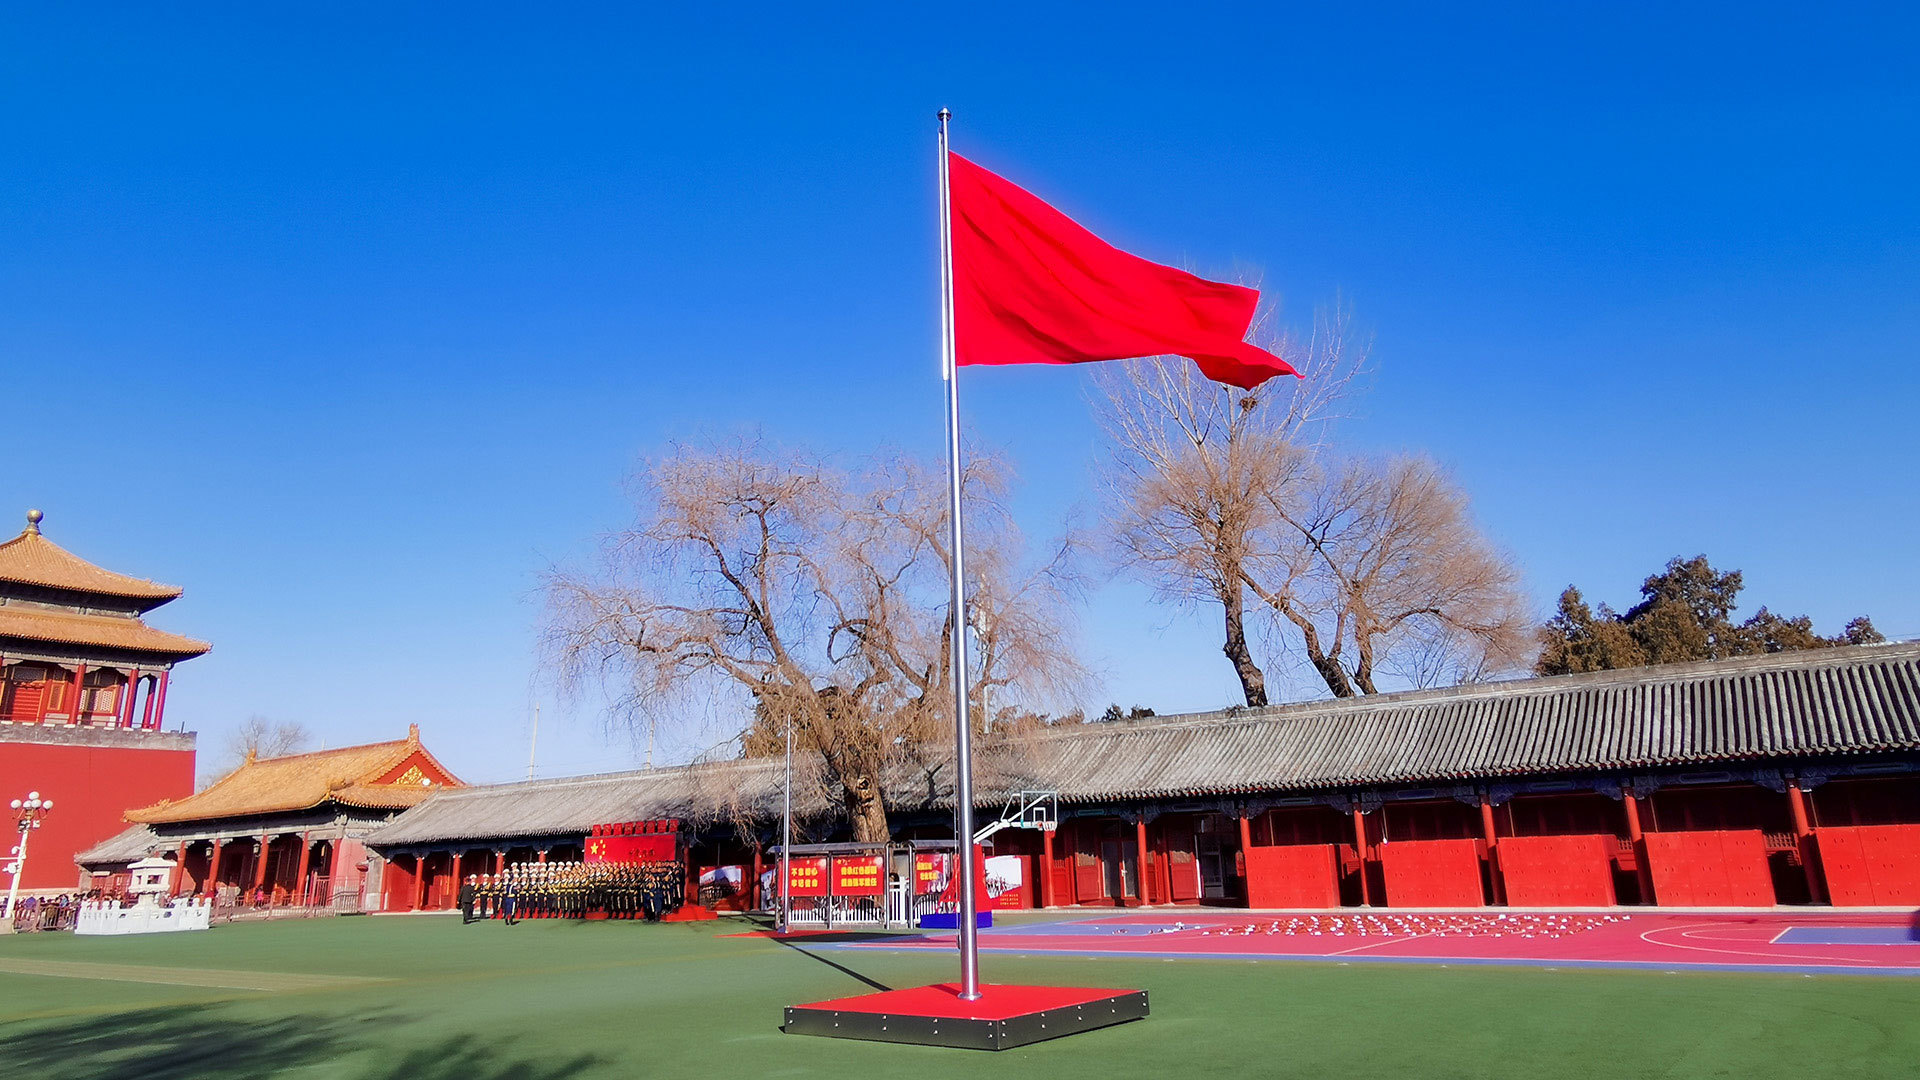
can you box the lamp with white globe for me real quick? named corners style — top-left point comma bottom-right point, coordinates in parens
top-left (0, 790), bottom-right (53, 934)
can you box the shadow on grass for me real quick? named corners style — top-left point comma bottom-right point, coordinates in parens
top-left (771, 936), bottom-right (894, 994)
top-left (0, 1005), bottom-right (604, 1080)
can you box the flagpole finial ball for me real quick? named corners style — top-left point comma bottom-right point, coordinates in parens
top-left (938, 108), bottom-right (951, 122)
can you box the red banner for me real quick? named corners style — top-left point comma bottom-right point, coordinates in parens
top-left (586, 820), bottom-right (681, 863)
top-left (585, 833), bottom-right (677, 863)
top-left (831, 855), bottom-right (885, 897)
top-left (783, 857), bottom-right (829, 898)
top-left (913, 853), bottom-right (946, 894)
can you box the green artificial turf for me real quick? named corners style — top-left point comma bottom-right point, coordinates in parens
top-left (0, 914), bottom-right (1914, 1079)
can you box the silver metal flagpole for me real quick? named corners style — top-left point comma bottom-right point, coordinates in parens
top-left (937, 106), bottom-right (983, 1000)
top-left (780, 707), bottom-right (793, 932)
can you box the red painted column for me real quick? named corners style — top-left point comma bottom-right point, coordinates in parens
top-left (208, 839), bottom-right (224, 891)
top-left (294, 832), bottom-right (313, 906)
top-left (1622, 792), bottom-right (1655, 905)
top-left (1786, 782), bottom-right (1827, 904)
top-left (141, 675), bottom-right (157, 728)
top-left (1479, 797), bottom-right (1505, 905)
top-left (152, 670), bottom-right (171, 729)
top-left (67, 662), bottom-right (87, 724)
top-left (1039, 826), bottom-right (1056, 908)
top-left (120, 669), bottom-right (141, 728)
top-left (414, 854), bottom-right (431, 911)
top-left (1352, 808), bottom-right (1373, 906)
top-left (493, 851), bottom-right (505, 876)
top-left (1237, 813), bottom-right (1255, 905)
top-left (252, 835), bottom-right (271, 901)
top-left (1134, 819), bottom-right (1150, 904)
top-left (174, 840), bottom-right (189, 897)
top-left (750, 845), bottom-right (764, 910)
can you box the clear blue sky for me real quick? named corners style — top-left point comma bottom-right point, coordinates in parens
top-left (3, 6), bottom-right (1914, 784)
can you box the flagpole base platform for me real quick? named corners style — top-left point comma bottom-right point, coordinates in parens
top-left (782, 983), bottom-right (1148, 1050)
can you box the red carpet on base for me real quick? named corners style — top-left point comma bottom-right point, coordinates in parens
top-left (797, 982), bottom-right (1135, 1021)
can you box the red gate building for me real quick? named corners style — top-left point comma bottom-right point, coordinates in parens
top-left (0, 510), bottom-right (206, 892)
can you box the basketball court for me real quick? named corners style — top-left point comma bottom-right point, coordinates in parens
top-left (832, 909), bottom-right (1920, 976)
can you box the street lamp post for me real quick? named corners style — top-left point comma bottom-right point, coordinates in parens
top-left (0, 791), bottom-right (53, 934)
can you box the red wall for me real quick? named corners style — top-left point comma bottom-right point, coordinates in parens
top-left (1643, 830), bottom-right (1774, 906)
top-left (1245, 844), bottom-right (1341, 908)
top-left (0, 738), bottom-right (194, 890)
top-left (1498, 834), bottom-right (1616, 906)
top-left (1816, 825), bottom-right (1920, 906)
top-left (1379, 839), bottom-right (1484, 907)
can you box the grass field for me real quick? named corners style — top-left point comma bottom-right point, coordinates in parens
top-left (1, 913), bottom-right (1915, 1079)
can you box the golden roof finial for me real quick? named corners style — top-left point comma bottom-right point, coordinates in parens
top-left (408, 723), bottom-right (420, 742)
top-left (244, 746), bottom-right (258, 765)
top-left (25, 508), bottom-right (42, 535)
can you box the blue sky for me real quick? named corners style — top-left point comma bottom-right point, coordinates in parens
top-left (3, 5), bottom-right (1914, 784)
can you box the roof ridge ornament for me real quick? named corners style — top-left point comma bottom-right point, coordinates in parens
top-left (25, 508), bottom-right (42, 535)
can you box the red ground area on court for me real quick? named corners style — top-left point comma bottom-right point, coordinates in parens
top-left (795, 982), bottom-right (1136, 1020)
top-left (835, 911), bottom-right (1920, 974)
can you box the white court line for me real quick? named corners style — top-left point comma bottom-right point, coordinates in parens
top-left (1330, 934), bottom-right (1426, 956)
top-left (1638, 923), bottom-right (1877, 966)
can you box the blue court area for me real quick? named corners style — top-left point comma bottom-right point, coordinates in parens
top-left (1775, 926), bottom-right (1920, 945)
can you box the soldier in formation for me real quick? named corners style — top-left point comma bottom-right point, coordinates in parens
top-left (475, 860), bottom-right (687, 922)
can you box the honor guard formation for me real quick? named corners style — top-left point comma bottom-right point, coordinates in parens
top-left (457, 861), bottom-right (687, 925)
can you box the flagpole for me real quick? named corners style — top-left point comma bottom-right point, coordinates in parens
top-left (937, 106), bottom-right (983, 1001)
top-left (779, 705), bottom-right (792, 933)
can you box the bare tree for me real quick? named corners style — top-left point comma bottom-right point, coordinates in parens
top-left (1099, 302), bottom-right (1529, 701)
top-left (545, 439), bottom-right (1081, 842)
top-left (1242, 455), bottom-right (1534, 696)
top-left (202, 715), bottom-right (312, 788)
top-left (1096, 302), bottom-right (1366, 706)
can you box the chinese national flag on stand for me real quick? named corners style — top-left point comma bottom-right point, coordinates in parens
top-left (948, 153), bottom-right (1298, 390)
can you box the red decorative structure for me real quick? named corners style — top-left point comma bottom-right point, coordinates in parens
top-left (1379, 839), bottom-right (1484, 907)
top-left (1497, 835), bottom-right (1617, 907)
top-left (1813, 825), bottom-right (1920, 905)
top-left (784, 983), bottom-right (1150, 1051)
top-left (1643, 830), bottom-right (1775, 906)
top-left (1245, 844), bottom-right (1341, 908)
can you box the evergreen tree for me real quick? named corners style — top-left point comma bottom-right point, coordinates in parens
top-left (1537, 556), bottom-right (1883, 676)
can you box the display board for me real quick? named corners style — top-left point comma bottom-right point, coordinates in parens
top-left (1814, 824), bottom-right (1920, 905)
top-left (1377, 838), bottom-right (1484, 907)
top-left (783, 856), bottom-right (830, 898)
top-left (1496, 834), bottom-right (1616, 906)
top-left (1244, 844), bottom-right (1341, 908)
top-left (831, 855), bottom-right (885, 897)
top-left (1642, 829), bottom-right (1773, 906)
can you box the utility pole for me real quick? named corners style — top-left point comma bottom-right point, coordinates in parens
top-left (527, 704), bottom-right (539, 782)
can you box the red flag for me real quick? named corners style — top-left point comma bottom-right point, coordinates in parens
top-left (948, 153), bottom-right (1297, 389)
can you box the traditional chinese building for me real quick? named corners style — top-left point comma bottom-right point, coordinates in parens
top-left (0, 509), bottom-right (207, 891)
top-left (368, 642), bottom-right (1920, 913)
top-left (79, 727), bottom-right (461, 907)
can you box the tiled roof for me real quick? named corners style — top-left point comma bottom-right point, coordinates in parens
top-left (76, 824), bottom-right (166, 866)
top-left (985, 642), bottom-right (1920, 802)
top-left (0, 604), bottom-right (211, 659)
top-left (368, 643), bottom-right (1920, 848)
top-left (127, 731), bottom-right (460, 824)
top-left (0, 515), bottom-right (183, 603)
top-left (366, 757), bottom-right (813, 846)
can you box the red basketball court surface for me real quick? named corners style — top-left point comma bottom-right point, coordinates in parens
top-left (827, 910), bottom-right (1920, 977)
